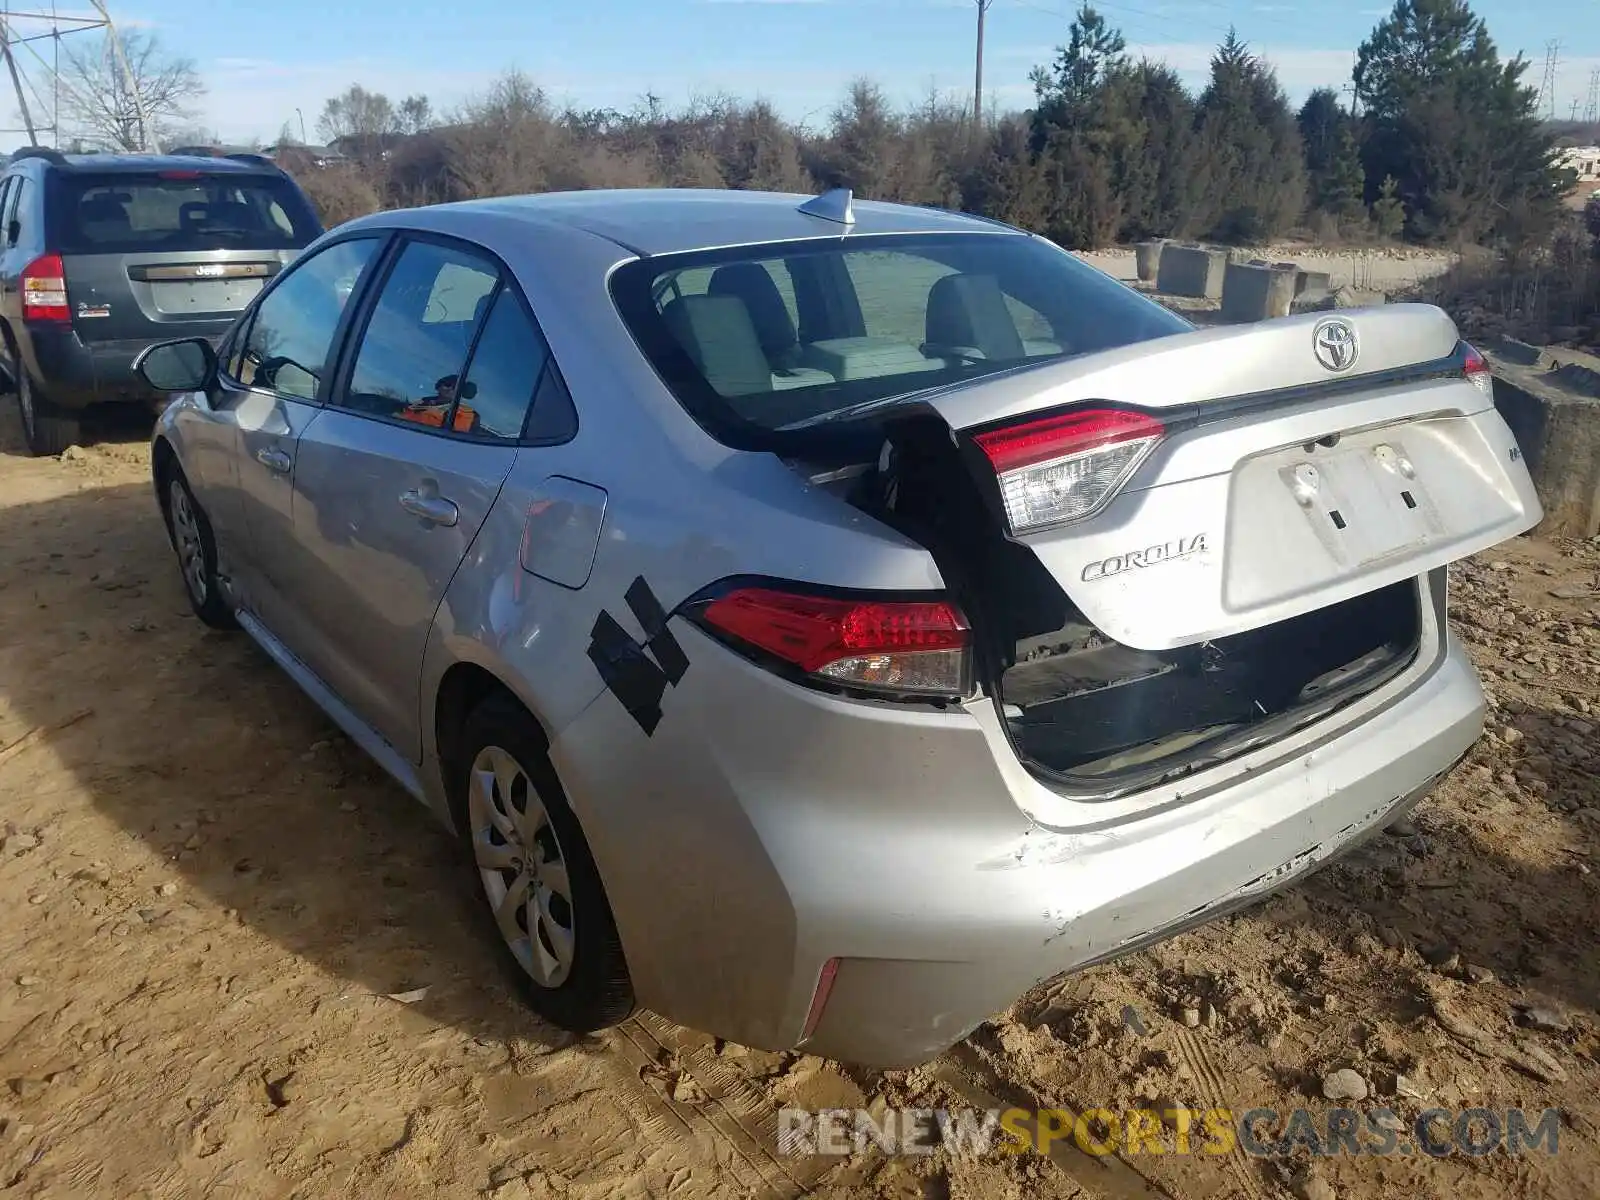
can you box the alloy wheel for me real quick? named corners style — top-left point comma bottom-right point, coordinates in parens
top-left (468, 744), bottom-right (577, 988)
top-left (168, 480), bottom-right (209, 605)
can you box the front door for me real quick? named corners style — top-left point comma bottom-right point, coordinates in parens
top-left (215, 235), bottom-right (385, 640)
top-left (283, 236), bottom-right (551, 760)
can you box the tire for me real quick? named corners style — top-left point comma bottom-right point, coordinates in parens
top-left (16, 370), bottom-right (81, 458)
top-left (457, 692), bottom-right (635, 1033)
top-left (159, 464), bottom-right (237, 630)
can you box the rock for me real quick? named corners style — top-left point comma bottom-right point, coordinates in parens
top-left (1517, 1002), bottom-right (1570, 1033)
top-left (1181, 1006), bottom-right (1201, 1028)
top-left (1385, 817), bottom-right (1418, 838)
top-left (1421, 943), bottom-right (1460, 970)
top-left (27, 893), bottom-right (45, 906)
top-left (1322, 1067), bottom-right (1369, 1101)
top-left (157, 881), bottom-right (179, 897)
top-left (15, 975), bottom-right (41, 987)
top-left (1292, 1165), bottom-right (1337, 1200)
top-left (58, 445), bottom-right (88, 462)
top-left (6, 1077), bottom-right (46, 1099)
top-left (1120, 1004), bottom-right (1149, 1037)
top-left (4, 831), bottom-right (39, 854)
top-left (1395, 1074), bottom-right (1428, 1100)
top-left (1489, 560), bottom-right (1512, 571)
top-left (1464, 963), bottom-right (1496, 985)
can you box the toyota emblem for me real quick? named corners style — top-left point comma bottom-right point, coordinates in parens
top-left (1312, 317), bottom-right (1359, 373)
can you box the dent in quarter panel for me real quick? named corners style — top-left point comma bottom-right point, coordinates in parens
top-left (518, 476), bottom-right (608, 589)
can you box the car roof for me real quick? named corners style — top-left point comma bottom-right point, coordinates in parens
top-left (10, 151), bottom-right (275, 176)
top-left (408, 187), bottom-right (1023, 257)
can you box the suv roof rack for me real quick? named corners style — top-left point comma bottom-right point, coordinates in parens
top-left (9, 146), bottom-right (67, 166)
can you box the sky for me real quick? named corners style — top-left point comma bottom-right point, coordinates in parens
top-left (3, 0), bottom-right (1597, 145)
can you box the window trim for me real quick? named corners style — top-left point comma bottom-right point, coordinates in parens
top-left (216, 228), bottom-right (393, 404)
top-left (323, 227), bottom-right (578, 449)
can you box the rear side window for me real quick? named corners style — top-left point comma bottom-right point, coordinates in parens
top-left (49, 172), bottom-right (320, 254)
top-left (610, 232), bottom-right (1189, 444)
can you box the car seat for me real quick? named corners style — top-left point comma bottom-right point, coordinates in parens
top-left (923, 272), bottom-right (1025, 364)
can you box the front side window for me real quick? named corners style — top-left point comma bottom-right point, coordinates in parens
top-left (340, 239), bottom-right (500, 431)
top-left (237, 236), bottom-right (381, 400)
top-left (611, 232), bottom-right (1190, 443)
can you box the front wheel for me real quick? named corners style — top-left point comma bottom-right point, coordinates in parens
top-left (458, 693), bottom-right (635, 1033)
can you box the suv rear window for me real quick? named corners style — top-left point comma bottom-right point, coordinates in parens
top-left (609, 232), bottom-right (1189, 445)
top-left (50, 172), bottom-right (320, 254)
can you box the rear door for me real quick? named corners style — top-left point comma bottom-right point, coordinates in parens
top-left (51, 168), bottom-right (321, 345)
top-left (282, 234), bottom-right (545, 760)
top-left (910, 304), bottom-right (1541, 650)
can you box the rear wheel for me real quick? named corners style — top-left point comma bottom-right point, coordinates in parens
top-left (16, 371), bottom-right (81, 458)
top-left (457, 693), bottom-right (634, 1033)
top-left (160, 466), bottom-right (237, 630)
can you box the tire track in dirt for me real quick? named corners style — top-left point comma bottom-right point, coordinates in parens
top-left (1169, 1025), bottom-right (1267, 1200)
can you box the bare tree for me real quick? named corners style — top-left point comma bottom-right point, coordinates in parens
top-left (54, 30), bottom-right (204, 151)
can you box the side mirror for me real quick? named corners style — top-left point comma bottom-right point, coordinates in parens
top-left (134, 337), bottom-right (217, 392)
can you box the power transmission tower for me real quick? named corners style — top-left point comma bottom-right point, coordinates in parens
top-left (1538, 39), bottom-right (1560, 121)
top-left (1572, 98), bottom-right (1582, 121)
top-left (1586, 68), bottom-right (1599, 124)
top-left (0, 1), bottom-right (146, 149)
top-left (973, 0), bottom-right (995, 127)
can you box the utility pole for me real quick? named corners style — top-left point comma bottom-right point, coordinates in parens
top-left (973, 0), bottom-right (995, 127)
top-left (1572, 98), bottom-right (1582, 122)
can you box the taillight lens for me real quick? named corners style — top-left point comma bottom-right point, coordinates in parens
top-left (21, 253), bottom-right (69, 322)
top-left (972, 407), bottom-right (1164, 534)
top-left (1461, 342), bottom-right (1492, 398)
top-left (691, 585), bottom-right (972, 699)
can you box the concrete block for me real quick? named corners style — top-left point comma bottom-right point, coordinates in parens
top-left (1221, 261), bottom-right (1298, 322)
top-left (1549, 362), bottom-right (1600, 398)
top-left (1134, 240), bottom-right (1165, 282)
top-left (1484, 352), bottom-right (1600, 537)
top-left (1156, 244), bottom-right (1227, 299)
top-left (1295, 270), bottom-right (1332, 300)
top-left (1493, 336), bottom-right (1544, 367)
top-left (1293, 285), bottom-right (1389, 313)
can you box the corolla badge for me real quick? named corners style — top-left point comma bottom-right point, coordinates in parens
top-left (1081, 533), bottom-right (1209, 582)
top-left (1312, 317), bottom-right (1360, 373)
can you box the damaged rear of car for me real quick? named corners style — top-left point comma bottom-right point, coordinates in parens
top-left (586, 214), bottom-right (1540, 1066)
top-left (613, 231), bottom-right (1536, 803)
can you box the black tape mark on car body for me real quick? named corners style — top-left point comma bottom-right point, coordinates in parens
top-left (587, 576), bottom-right (689, 735)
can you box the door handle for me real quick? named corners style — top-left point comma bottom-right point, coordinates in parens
top-left (399, 487), bottom-right (459, 527)
top-left (255, 446), bottom-right (292, 474)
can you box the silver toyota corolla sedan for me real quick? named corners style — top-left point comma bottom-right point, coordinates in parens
top-left (136, 187), bottom-right (1541, 1068)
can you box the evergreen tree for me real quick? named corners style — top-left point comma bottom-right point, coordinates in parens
top-left (1354, 0), bottom-right (1571, 244)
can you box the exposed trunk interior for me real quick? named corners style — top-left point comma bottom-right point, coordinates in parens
top-left (803, 415), bottom-right (1424, 790)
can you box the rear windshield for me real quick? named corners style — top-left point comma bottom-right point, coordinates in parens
top-left (50, 172), bottom-right (321, 254)
top-left (609, 232), bottom-right (1190, 444)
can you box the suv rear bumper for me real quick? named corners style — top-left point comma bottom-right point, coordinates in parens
top-left (17, 324), bottom-right (227, 410)
top-left (550, 607), bottom-right (1485, 1068)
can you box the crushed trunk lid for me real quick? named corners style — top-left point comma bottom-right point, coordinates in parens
top-left (849, 303), bottom-right (1541, 651)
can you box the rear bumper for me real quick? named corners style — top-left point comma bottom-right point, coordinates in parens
top-left (17, 325), bottom-right (226, 409)
top-left (551, 613), bottom-right (1485, 1069)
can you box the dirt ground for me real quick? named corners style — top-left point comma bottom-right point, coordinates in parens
top-left (2, 401), bottom-right (1599, 1200)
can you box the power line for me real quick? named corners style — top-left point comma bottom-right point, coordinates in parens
top-left (1586, 68), bottom-right (1599, 125)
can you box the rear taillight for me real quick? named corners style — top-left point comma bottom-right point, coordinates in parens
top-left (1462, 342), bottom-right (1492, 398)
top-left (690, 584), bottom-right (972, 699)
top-left (972, 406), bottom-right (1164, 534)
top-left (21, 253), bottom-right (69, 322)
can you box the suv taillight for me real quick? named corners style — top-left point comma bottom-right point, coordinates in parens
top-left (21, 253), bottom-right (69, 322)
top-left (1462, 341), bottom-right (1492, 398)
top-left (687, 582), bottom-right (972, 700)
top-left (972, 406), bottom-right (1165, 534)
